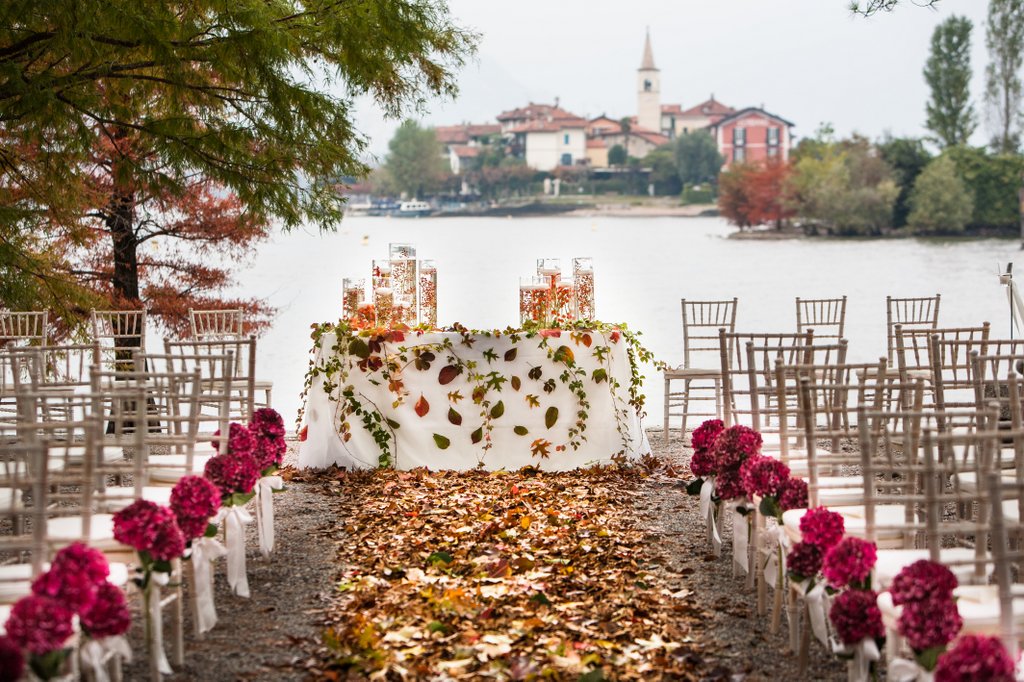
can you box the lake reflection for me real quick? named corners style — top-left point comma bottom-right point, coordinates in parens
top-left (238, 216), bottom-right (1021, 430)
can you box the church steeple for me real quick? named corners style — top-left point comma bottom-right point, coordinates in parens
top-left (636, 29), bottom-right (661, 133)
top-left (640, 28), bottom-right (657, 71)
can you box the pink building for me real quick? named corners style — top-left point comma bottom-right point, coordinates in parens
top-left (708, 107), bottom-right (794, 168)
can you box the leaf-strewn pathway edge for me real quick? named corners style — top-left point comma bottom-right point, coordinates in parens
top-left (302, 461), bottom-right (712, 680)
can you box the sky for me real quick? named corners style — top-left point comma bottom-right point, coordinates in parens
top-left (352, 0), bottom-right (997, 164)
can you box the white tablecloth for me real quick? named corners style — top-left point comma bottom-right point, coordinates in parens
top-left (298, 330), bottom-right (650, 471)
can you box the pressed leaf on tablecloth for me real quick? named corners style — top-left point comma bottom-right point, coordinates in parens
top-left (525, 394), bottom-right (540, 408)
top-left (470, 427), bottom-right (483, 444)
top-left (385, 418), bottom-right (401, 430)
top-left (348, 337), bottom-right (370, 359)
top-left (553, 345), bottom-right (574, 365)
top-left (414, 395), bottom-right (429, 417)
top-left (528, 366), bottom-right (543, 381)
top-left (432, 434), bottom-right (450, 450)
top-left (510, 376), bottom-right (521, 391)
top-left (504, 348), bottom-right (517, 361)
top-left (592, 368), bottom-right (608, 384)
top-left (545, 406), bottom-right (559, 429)
top-left (490, 401), bottom-right (505, 419)
top-left (438, 365), bottom-right (460, 385)
top-left (448, 408), bottom-right (462, 426)
top-left (513, 425), bottom-right (529, 436)
top-left (530, 439), bottom-right (551, 458)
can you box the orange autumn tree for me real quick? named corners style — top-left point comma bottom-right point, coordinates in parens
top-left (67, 128), bottom-right (273, 337)
top-left (717, 159), bottom-right (795, 230)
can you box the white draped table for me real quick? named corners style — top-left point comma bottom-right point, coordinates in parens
top-left (298, 329), bottom-right (650, 470)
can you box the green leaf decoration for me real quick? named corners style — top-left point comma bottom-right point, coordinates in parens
top-left (592, 368), bottom-right (608, 384)
top-left (504, 348), bottom-right (517, 361)
top-left (514, 425), bottom-right (529, 436)
top-left (528, 366), bottom-right (543, 380)
top-left (553, 345), bottom-right (575, 365)
top-left (348, 337), bottom-right (370, 359)
top-left (685, 478), bottom-right (704, 496)
top-left (385, 418), bottom-right (401, 429)
top-left (490, 400), bottom-right (505, 418)
top-left (759, 496), bottom-right (781, 520)
top-left (510, 376), bottom-right (521, 391)
top-left (438, 365), bottom-right (460, 385)
top-left (447, 407), bottom-right (463, 426)
top-left (428, 551), bottom-right (454, 565)
top-left (545, 406), bottom-right (559, 429)
top-left (471, 427), bottom-right (483, 444)
top-left (432, 434), bottom-right (451, 450)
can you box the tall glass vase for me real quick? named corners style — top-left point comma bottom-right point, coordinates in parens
top-left (519, 276), bottom-right (548, 325)
top-left (418, 260), bottom-right (437, 328)
top-left (573, 257), bottom-right (595, 321)
top-left (342, 278), bottom-right (365, 318)
top-left (389, 244), bottom-right (417, 326)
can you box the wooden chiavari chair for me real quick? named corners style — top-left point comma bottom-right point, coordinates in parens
top-left (189, 308), bottom-right (244, 341)
top-left (894, 323), bottom-right (990, 408)
top-left (886, 294), bottom-right (940, 364)
top-left (0, 440), bottom-right (49, 611)
top-left (90, 308), bottom-right (147, 378)
top-left (663, 298), bottom-right (737, 443)
top-left (0, 310), bottom-right (49, 348)
top-left (164, 337), bottom-right (255, 422)
top-left (796, 296), bottom-right (847, 346)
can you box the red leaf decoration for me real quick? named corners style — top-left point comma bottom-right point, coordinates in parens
top-left (438, 365), bottom-right (459, 385)
top-left (414, 395), bottom-right (430, 417)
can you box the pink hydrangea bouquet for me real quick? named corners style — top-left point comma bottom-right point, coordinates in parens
top-left (113, 499), bottom-right (186, 586)
top-left (822, 537), bottom-right (877, 590)
top-left (206, 422), bottom-right (261, 506)
top-left (891, 560), bottom-right (962, 671)
top-left (798, 507), bottom-right (845, 551)
top-left (829, 588), bottom-right (884, 645)
top-left (171, 475), bottom-right (223, 542)
top-left (709, 424), bottom-right (762, 502)
top-left (934, 634), bottom-right (1015, 682)
top-left (740, 454), bottom-right (807, 520)
top-left (786, 541), bottom-right (824, 584)
top-left (4, 595), bottom-right (74, 680)
top-left (249, 408), bottom-right (287, 475)
top-left (79, 582), bottom-right (132, 640)
top-left (30, 542), bottom-right (109, 613)
top-left (685, 419), bottom-right (724, 496)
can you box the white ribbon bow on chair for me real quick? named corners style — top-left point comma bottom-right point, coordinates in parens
top-left (216, 505), bottom-right (252, 598)
top-left (795, 579), bottom-right (830, 647)
top-left (700, 477), bottom-right (723, 556)
top-left (80, 636), bottom-right (132, 682)
top-left (887, 657), bottom-right (928, 682)
top-left (762, 525), bottom-right (788, 586)
top-left (191, 536), bottom-right (228, 633)
top-left (147, 572), bottom-right (173, 675)
top-left (255, 475), bottom-right (283, 557)
top-left (732, 504), bottom-right (750, 574)
top-left (832, 636), bottom-right (880, 682)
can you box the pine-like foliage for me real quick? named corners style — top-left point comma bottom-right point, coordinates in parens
top-left (924, 16), bottom-right (976, 148)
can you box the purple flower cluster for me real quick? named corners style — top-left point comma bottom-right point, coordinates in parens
top-left (30, 542), bottom-right (109, 613)
top-left (689, 449), bottom-right (716, 478)
top-left (204, 451), bottom-right (260, 498)
top-left (112, 499), bottom-right (186, 562)
top-left (778, 477), bottom-right (809, 511)
top-left (890, 560), bottom-right (958, 606)
top-left (829, 589), bottom-right (884, 645)
top-left (899, 598), bottom-right (963, 652)
top-left (786, 541), bottom-right (823, 581)
top-left (740, 455), bottom-right (790, 498)
top-left (798, 507), bottom-right (845, 551)
top-left (210, 422), bottom-right (256, 456)
top-left (171, 476), bottom-right (222, 540)
top-left (691, 419), bottom-right (725, 457)
top-left (934, 635), bottom-right (1015, 682)
top-left (713, 468), bottom-right (746, 501)
top-left (4, 595), bottom-right (74, 656)
top-left (251, 409), bottom-right (288, 473)
top-left (712, 425), bottom-right (762, 471)
top-left (822, 537), bottom-right (877, 589)
top-left (80, 583), bottom-right (132, 639)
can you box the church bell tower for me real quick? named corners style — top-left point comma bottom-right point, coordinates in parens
top-left (636, 29), bottom-right (661, 133)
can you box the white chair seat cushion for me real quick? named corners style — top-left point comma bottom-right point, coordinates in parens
top-left (873, 547), bottom-right (983, 591)
top-left (782, 504), bottom-right (914, 546)
top-left (147, 453), bottom-right (214, 482)
top-left (664, 366), bottom-right (720, 379)
top-left (103, 486), bottom-right (174, 509)
top-left (879, 584), bottom-right (1024, 636)
top-left (46, 514), bottom-right (126, 552)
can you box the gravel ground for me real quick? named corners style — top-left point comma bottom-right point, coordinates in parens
top-left (123, 433), bottom-right (844, 680)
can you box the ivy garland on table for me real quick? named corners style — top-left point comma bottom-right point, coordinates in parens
top-left (297, 319), bottom-right (659, 468)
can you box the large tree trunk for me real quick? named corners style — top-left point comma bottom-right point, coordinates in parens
top-left (107, 189), bottom-right (140, 304)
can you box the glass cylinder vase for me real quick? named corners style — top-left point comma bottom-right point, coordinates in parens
top-left (373, 286), bottom-right (394, 328)
top-left (553, 278), bottom-right (576, 325)
top-left (342, 278), bottom-right (365, 318)
top-left (519, 276), bottom-right (549, 325)
top-left (573, 257), bottom-right (595, 320)
top-left (536, 258), bottom-right (561, 290)
top-left (389, 244), bottom-right (417, 326)
top-left (418, 259), bottom-right (437, 328)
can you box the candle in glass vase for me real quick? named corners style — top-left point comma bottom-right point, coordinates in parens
top-left (519, 277), bottom-right (548, 324)
top-left (418, 260), bottom-right (437, 328)
top-left (372, 260), bottom-right (392, 291)
top-left (536, 258), bottom-right (561, 291)
top-left (373, 287), bottom-right (394, 327)
top-left (389, 244), bottom-right (417, 325)
top-left (342, 278), bottom-right (366, 318)
top-left (573, 257), bottom-right (595, 320)
top-left (554, 278), bottom-right (576, 324)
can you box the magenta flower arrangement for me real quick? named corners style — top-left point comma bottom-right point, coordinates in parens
top-left (685, 419), bottom-right (725, 495)
top-left (890, 559), bottom-right (963, 672)
top-left (688, 448), bottom-right (716, 478)
top-left (690, 419), bottom-right (725, 455)
top-left (210, 422), bottom-right (257, 456)
top-left (4, 595), bottom-right (74, 679)
top-left (171, 475), bottom-right (223, 541)
top-left (777, 477), bottom-right (808, 512)
top-left (712, 468), bottom-right (746, 501)
top-left (113, 499), bottom-right (186, 590)
top-left (798, 507), bottom-right (845, 551)
top-left (0, 636), bottom-right (23, 682)
top-left (740, 455), bottom-right (790, 498)
top-left (711, 424), bottom-right (762, 472)
top-left (786, 541), bottom-right (823, 583)
top-left (829, 588), bottom-right (884, 645)
top-left (205, 421), bottom-right (262, 505)
top-left (30, 542), bottom-right (109, 613)
top-left (250, 407), bottom-right (287, 474)
top-left (822, 537), bottom-right (877, 590)
top-left (80, 582), bottom-right (132, 640)
top-left (933, 634), bottom-right (1015, 682)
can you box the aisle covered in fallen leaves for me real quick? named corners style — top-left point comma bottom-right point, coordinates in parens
top-left (293, 450), bottom-right (844, 680)
top-left (299, 461), bottom-right (700, 680)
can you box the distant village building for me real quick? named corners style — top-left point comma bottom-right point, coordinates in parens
top-left (432, 32), bottom-right (794, 175)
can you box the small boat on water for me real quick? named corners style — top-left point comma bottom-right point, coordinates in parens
top-left (396, 200), bottom-right (433, 218)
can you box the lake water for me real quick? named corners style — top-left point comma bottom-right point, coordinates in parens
top-left (236, 215), bottom-right (1023, 431)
